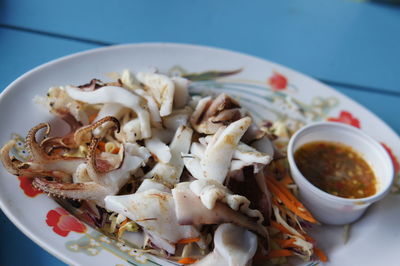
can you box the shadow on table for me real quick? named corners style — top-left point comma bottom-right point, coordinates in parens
top-left (370, 0), bottom-right (400, 5)
top-left (0, 0), bottom-right (6, 23)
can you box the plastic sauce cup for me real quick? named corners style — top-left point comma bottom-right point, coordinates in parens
top-left (287, 122), bottom-right (394, 225)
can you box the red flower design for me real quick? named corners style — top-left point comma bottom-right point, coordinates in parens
top-left (327, 111), bottom-right (361, 128)
top-left (381, 143), bottom-right (400, 174)
top-left (46, 207), bottom-right (86, 237)
top-left (268, 72), bottom-right (288, 90)
top-left (18, 176), bottom-right (43, 197)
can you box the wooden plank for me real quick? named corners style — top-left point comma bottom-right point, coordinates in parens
top-left (1, 0), bottom-right (400, 92)
top-left (1, 28), bottom-right (399, 134)
top-left (0, 28), bottom-right (98, 90)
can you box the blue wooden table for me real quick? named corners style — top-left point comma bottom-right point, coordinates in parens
top-left (0, 0), bottom-right (399, 265)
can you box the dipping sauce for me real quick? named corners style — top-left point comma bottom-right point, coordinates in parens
top-left (294, 141), bottom-right (376, 199)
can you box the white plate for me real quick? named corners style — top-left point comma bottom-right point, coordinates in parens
top-left (0, 43), bottom-right (399, 266)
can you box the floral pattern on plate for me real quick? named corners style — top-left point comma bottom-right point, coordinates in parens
top-left (46, 207), bottom-right (87, 237)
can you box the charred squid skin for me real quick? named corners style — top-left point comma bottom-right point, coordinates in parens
top-left (77, 78), bottom-right (122, 91)
top-left (0, 139), bottom-right (70, 179)
top-left (40, 116), bottom-right (121, 155)
top-left (40, 112), bottom-right (82, 153)
top-left (86, 136), bottom-right (124, 180)
top-left (27, 122), bottom-right (73, 159)
top-left (205, 93), bottom-right (241, 118)
top-left (73, 116), bottom-right (121, 146)
top-left (32, 177), bottom-right (111, 202)
top-left (26, 123), bottom-right (52, 161)
top-left (13, 167), bottom-right (72, 183)
top-left (0, 140), bottom-right (20, 175)
top-left (190, 94), bottom-right (245, 134)
top-left (87, 137), bottom-right (101, 174)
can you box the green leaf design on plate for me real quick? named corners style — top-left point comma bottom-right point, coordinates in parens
top-left (182, 68), bottom-right (242, 81)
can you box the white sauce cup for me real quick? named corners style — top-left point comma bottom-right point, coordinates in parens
top-left (287, 122), bottom-right (394, 225)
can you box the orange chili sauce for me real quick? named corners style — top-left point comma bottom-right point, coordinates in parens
top-left (294, 141), bottom-right (376, 199)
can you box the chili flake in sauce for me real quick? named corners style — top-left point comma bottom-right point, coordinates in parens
top-left (294, 141), bottom-right (376, 199)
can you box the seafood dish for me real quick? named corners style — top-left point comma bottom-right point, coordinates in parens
top-left (0, 69), bottom-right (326, 265)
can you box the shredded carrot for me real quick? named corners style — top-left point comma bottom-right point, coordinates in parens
top-left (314, 247), bottom-right (328, 262)
top-left (303, 233), bottom-right (315, 243)
top-left (50, 148), bottom-right (65, 156)
top-left (88, 113), bottom-right (98, 123)
top-left (98, 141), bottom-right (106, 152)
top-left (266, 177), bottom-right (317, 223)
top-left (112, 147), bottom-right (120, 154)
top-left (272, 197), bottom-right (288, 215)
top-left (177, 237), bottom-right (201, 244)
top-left (264, 249), bottom-right (294, 259)
top-left (119, 218), bottom-right (129, 228)
top-left (280, 173), bottom-right (294, 186)
top-left (97, 141), bottom-right (119, 154)
top-left (270, 220), bottom-right (292, 235)
top-left (115, 218), bottom-right (129, 236)
top-left (274, 238), bottom-right (298, 248)
top-left (177, 257), bottom-right (198, 264)
top-left (269, 176), bottom-right (303, 205)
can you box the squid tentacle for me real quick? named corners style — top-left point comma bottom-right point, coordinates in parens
top-left (32, 177), bottom-right (111, 203)
top-left (0, 140), bottom-right (20, 175)
top-left (73, 116), bottom-right (120, 146)
top-left (41, 116), bottom-right (120, 155)
top-left (86, 137), bottom-right (125, 185)
top-left (26, 123), bottom-right (52, 162)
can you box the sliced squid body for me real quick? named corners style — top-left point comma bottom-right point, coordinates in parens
top-left (145, 137), bottom-right (171, 163)
top-left (144, 126), bottom-right (193, 186)
top-left (231, 142), bottom-right (272, 172)
top-left (136, 179), bottom-right (171, 193)
top-left (184, 129), bottom-right (272, 182)
top-left (104, 189), bottom-right (199, 254)
top-left (46, 87), bottom-right (89, 125)
top-left (136, 72), bottom-right (175, 117)
top-left (190, 179), bottom-right (264, 224)
top-left (190, 96), bottom-right (213, 133)
top-left (252, 136), bottom-right (275, 158)
top-left (201, 117), bottom-right (251, 183)
top-left (182, 151), bottom-right (205, 181)
top-left (234, 143), bottom-right (271, 165)
top-left (193, 223), bottom-right (257, 266)
top-left (172, 183), bottom-right (268, 238)
top-left (65, 85), bottom-right (151, 139)
top-left (122, 119), bottom-right (142, 143)
top-left (120, 69), bottom-right (141, 91)
top-left (94, 103), bottom-right (126, 122)
top-left (87, 143), bottom-right (150, 194)
top-left (92, 103), bottom-right (127, 136)
top-left (163, 108), bottom-right (191, 132)
top-left (190, 93), bottom-right (244, 135)
top-left (134, 88), bottom-right (162, 128)
top-left (155, 108), bottom-right (191, 144)
top-left (171, 76), bottom-right (189, 109)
